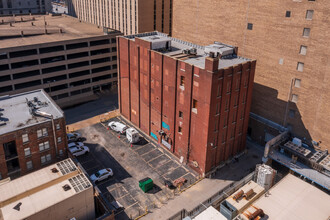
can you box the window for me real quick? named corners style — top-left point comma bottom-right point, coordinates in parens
top-left (59, 150), bottom-right (63, 156)
top-left (57, 137), bottom-right (62, 143)
top-left (192, 99), bottom-right (198, 113)
top-left (42, 128), bottom-right (48, 136)
top-left (286, 11), bottom-right (291, 17)
top-left (56, 124), bottom-right (60, 130)
top-left (39, 141), bottom-right (50, 152)
top-left (223, 115), bottom-right (227, 127)
top-left (41, 154), bottom-right (51, 164)
top-left (279, 58), bottom-right (284, 65)
top-left (178, 126), bottom-right (182, 134)
top-left (38, 128), bottom-right (48, 138)
top-left (0, 173), bottom-right (2, 180)
top-left (180, 76), bottom-right (185, 87)
top-left (306, 10), bottom-right (314, 20)
top-left (289, 109), bottom-right (295, 118)
top-left (247, 23), bottom-right (253, 30)
top-left (216, 103), bottom-right (220, 115)
top-left (294, 79), bottom-right (301, 88)
top-left (226, 81), bottom-right (231, 93)
top-left (22, 134), bottom-right (29, 143)
top-left (37, 129), bottom-right (42, 138)
top-left (299, 45), bottom-right (307, 55)
top-left (24, 148), bottom-right (31, 157)
top-left (303, 28), bottom-right (310, 37)
top-left (297, 62), bottom-right (304, 72)
top-left (26, 161), bottom-right (33, 170)
top-left (291, 94), bottom-right (299, 103)
top-left (217, 84), bottom-right (221, 97)
top-left (179, 111), bottom-right (183, 119)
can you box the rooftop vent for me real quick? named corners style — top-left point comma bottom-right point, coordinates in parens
top-left (51, 168), bottom-right (59, 173)
top-left (62, 184), bottom-right (71, 191)
top-left (13, 202), bottom-right (22, 211)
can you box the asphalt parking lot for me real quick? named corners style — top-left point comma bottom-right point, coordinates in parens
top-left (75, 116), bottom-right (198, 219)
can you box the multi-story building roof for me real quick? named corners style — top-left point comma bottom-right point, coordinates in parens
top-left (0, 0), bottom-right (52, 15)
top-left (0, 14), bottom-right (120, 108)
top-left (0, 158), bottom-right (94, 220)
top-left (0, 89), bottom-right (67, 180)
top-left (67, 0), bottom-right (173, 35)
top-left (118, 32), bottom-right (256, 175)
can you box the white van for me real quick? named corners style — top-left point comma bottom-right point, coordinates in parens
top-left (108, 121), bottom-right (128, 134)
top-left (126, 128), bottom-right (140, 144)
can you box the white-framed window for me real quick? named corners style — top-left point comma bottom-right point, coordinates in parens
top-left (24, 148), bottom-right (31, 157)
top-left (42, 128), bottom-right (48, 136)
top-left (22, 134), bottom-right (29, 143)
top-left (39, 141), bottom-right (50, 152)
top-left (59, 149), bottom-right (63, 156)
top-left (26, 161), bottom-right (33, 170)
top-left (56, 124), bottom-right (60, 130)
top-left (57, 137), bottom-right (62, 143)
top-left (37, 129), bottom-right (42, 138)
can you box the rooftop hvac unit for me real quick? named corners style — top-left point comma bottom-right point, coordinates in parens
top-left (255, 164), bottom-right (276, 191)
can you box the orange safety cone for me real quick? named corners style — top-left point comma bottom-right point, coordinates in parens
top-left (118, 135), bottom-right (120, 138)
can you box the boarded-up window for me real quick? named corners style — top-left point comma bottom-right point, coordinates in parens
top-left (294, 79), bottom-right (301, 88)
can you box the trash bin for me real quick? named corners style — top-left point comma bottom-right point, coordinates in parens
top-left (139, 177), bottom-right (153, 193)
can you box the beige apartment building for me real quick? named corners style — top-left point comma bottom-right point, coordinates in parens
top-left (0, 158), bottom-right (95, 220)
top-left (67, 0), bottom-right (173, 35)
top-left (0, 14), bottom-right (120, 108)
top-left (0, 0), bottom-right (51, 15)
top-left (172, 0), bottom-right (330, 151)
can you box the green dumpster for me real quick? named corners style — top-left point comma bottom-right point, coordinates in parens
top-left (139, 177), bottom-right (153, 193)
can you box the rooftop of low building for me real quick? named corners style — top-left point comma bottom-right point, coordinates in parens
top-left (240, 174), bottom-right (330, 220)
top-left (0, 89), bottom-right (64, 136)
top-left (124, 32), bottom-right (251, 69)
top-left (0, 158), bottom-right (92, 220)
top-left (0, 14), bottom-right (119, 49)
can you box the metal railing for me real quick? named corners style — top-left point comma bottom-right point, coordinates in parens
top-left (168, 172), bottom-right (255, 220)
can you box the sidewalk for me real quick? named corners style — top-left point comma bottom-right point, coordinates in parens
top-left (142, 141), bottom-right (264, 220)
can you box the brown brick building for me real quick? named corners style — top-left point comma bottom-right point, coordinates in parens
top-left (0, 89), bottom-right (67, 180)
top-left (118, 32), bottom-right (256, 175)
top-left (67, 0), bottom-right (173, 35)
top-left (172, 0), bottom-right (330, 151)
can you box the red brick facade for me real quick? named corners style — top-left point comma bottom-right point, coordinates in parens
top-left (0, 118), bottom-right (67, 179)
top-left (118, 35), bottom-right (256, 175)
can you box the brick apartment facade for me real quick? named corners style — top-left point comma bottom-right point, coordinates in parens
top-left (67, 0), bottom-right (173, 35)
top-left (0, 90), bottom-right (67, 180)
top-left (172, 0), bottom-right (330, 151)
top-left (118, 32), bottom-right (256, 175)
